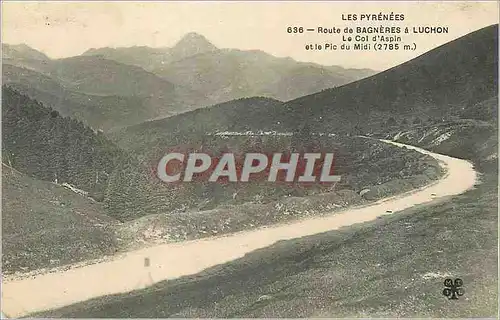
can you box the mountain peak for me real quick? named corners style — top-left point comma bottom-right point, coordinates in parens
top-left (177, 32), bottom-right (214, 45)
top-left (171, 32), bottom-right (217, 58)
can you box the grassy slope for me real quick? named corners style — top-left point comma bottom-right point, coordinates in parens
top-left (277, 24), bottom-right (498, 133)
top-left (2, 164), bottom-right (120, 274)
top-left (34, 126), bottom-right (498, 318)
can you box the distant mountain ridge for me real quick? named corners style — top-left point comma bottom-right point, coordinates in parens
top-left (3, 32), bottom-right (376, 130)
top-left (80, 32), bottom-right (378, 102)
top-left (82, 32), bottom-right (218, 70)
top-left (3, 34), bottom-right (376, 129)
top-left (112, 24), bottom-right (498, 153)
top-left (2, 55), bottom-right (208, 131)
top-left (152, 47), bottom-right (376, 102)
top-left (2, 64), bottom-right (160, 131)
top-left (2, 43), bottom-right (49, 61)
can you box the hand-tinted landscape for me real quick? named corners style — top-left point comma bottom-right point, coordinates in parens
top-left (1, 8), bottom-right (498, 318)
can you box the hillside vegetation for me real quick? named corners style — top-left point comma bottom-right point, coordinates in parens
top-left (104, 132), bottom-right (442, 223)
top-left (2, 87), bottom-right (123, 198)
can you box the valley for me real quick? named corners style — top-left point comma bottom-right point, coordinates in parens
top-left (1, 18), bottom-right (497, 318)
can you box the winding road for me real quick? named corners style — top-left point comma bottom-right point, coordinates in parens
top-left (1, 139), bottom-right (478, 317)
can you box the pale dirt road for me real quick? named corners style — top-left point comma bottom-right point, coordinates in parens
top-left (1, 139), bottom-right (478, 318)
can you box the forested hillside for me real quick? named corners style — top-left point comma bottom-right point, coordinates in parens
top-left (2, 87), bottom-right (123, 199)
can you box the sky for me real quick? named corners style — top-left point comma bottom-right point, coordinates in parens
top-left (2, 1), bottom-right (498, 70)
